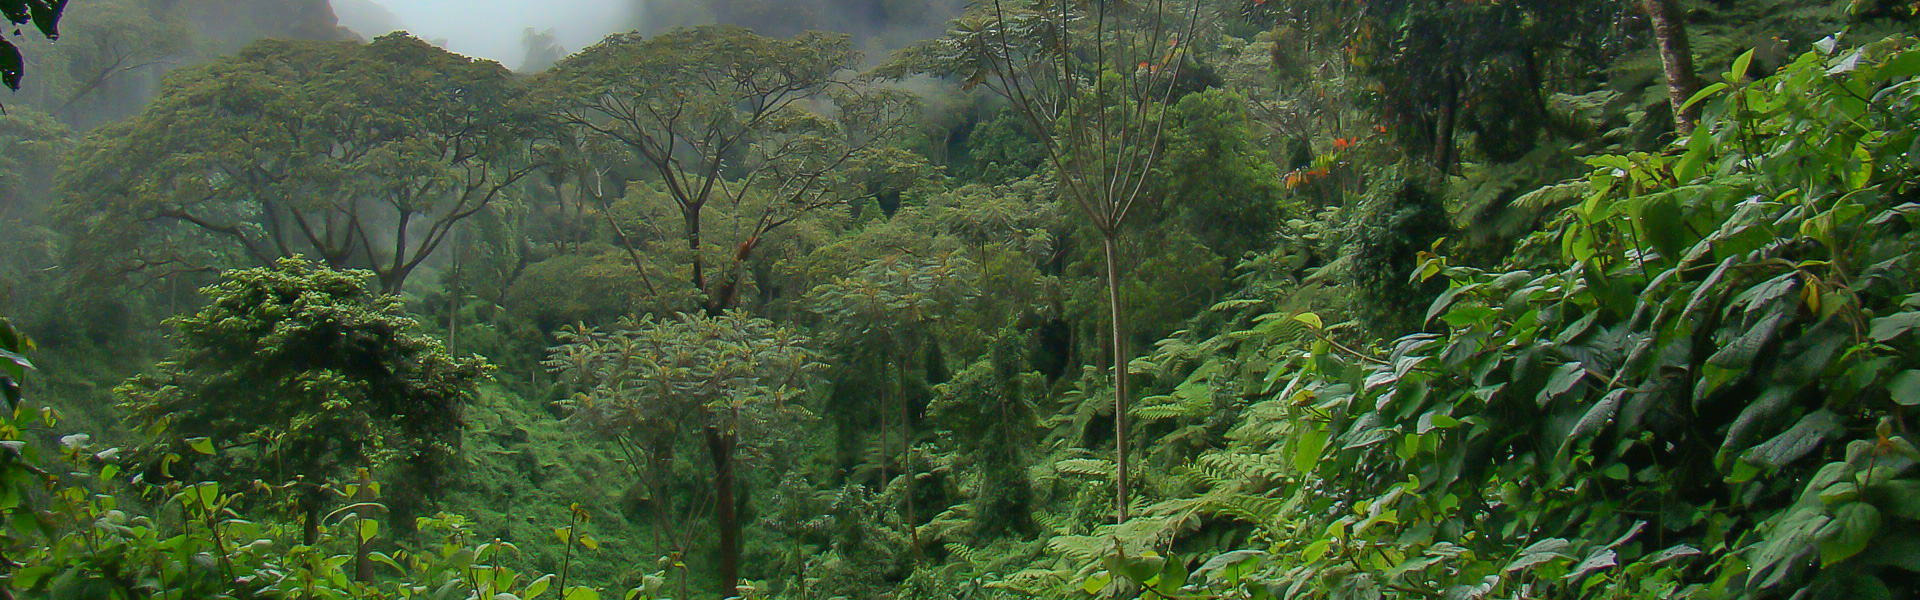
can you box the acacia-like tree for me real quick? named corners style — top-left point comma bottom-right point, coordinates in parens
top-left (58, 33), bottom-right (539, 292)
top-left (117, 258), bottom-right (489, 543)
top-left (886, 0), bottom-right (1205, 521)
top-left (542, 25), bottom-right (917, 315)
top-left (545, 311), bottom-right (818, 598)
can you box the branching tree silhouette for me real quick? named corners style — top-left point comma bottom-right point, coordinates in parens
top-left (894, 0), bottom-right (1205, 522)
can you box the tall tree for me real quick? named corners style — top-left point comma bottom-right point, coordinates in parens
top-left (117, 258), bottom-right (489, 543)
top-left (885, 0), bottom-right (1206, 521)
top-left (807, 253), bottom-right (977, 556)
top-left (546, 312), bottom-right (818, 598)
top-left (57, 33), bottom-right (538, 292)
top-left (542, 25), bottom-right (916, 315)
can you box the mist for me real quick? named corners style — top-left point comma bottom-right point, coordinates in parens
top-left (332, 0), bottom-right (965, 69)
top-left (333, 0), bottom-right (633, 68)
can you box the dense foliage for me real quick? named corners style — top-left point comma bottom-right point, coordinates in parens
top-left (2, 1), bottom-right (1918, 599)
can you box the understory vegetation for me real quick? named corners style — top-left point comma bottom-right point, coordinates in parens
top-left (3, 0), bottom-right (1919, 599)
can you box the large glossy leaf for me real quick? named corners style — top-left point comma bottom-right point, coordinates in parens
top-left (1890, 371), bottom-right (1920, 406)
top-left (1560, 389), bottom-right (1625, 456)
top-left (1563, 548), bottom-right (1617, 581)
top-left (1816, 502), bottom-right (1881, 565)
top-left (1294, 427), bottom-right (1329, 474)
top-left (1706, 308), bottom-right (1789, 370)
top-left (1536, 362), bottom-right (1584, 407)
top-left (1869, 312), bottom-right (1920, 341)
top-left (1741, 410), bottom-right (1845, 469)
top-left (1193, 550), bottom-right (1266, 582)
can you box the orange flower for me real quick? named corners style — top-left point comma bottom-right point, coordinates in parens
top-left (1333, 138), bottom-right (1354, 151)
top-left (1374, 125), bottom-right (1388, 134)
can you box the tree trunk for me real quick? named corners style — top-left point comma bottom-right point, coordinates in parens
top-left (302, 497), bottom-right (321, 546)
top-left (1102, 235), bottom-right (1132, 523)
top-left (704, 427), bottom-right (741, 599)
top-left (354, 470), bottom-right (376, 583)
top-left (1644, 0), bottom-right (1702, 134)
top-left (1433, 71), bottom-right (1459, 174)
top-left (897, 358), bottom-right (920, 562)
top-left (447, 231), bottom-right (461, 354)
top-left (685, 206), bottom-right (710, 313)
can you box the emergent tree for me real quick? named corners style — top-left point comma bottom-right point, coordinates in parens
top-left (546, 311), bottom-right (818, 598)
top-left (58, 33), bottom-right (539, 292)
top-left (543, 25), bottom-right (917, 315)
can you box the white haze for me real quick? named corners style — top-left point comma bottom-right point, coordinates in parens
top-left (333, 0), bottom-right (633, 68)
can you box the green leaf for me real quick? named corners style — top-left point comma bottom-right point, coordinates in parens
top-left (1815, 502), bottom-right (1881, 566)
top-left (1869, 312), bottom-right (1920, 341)
top-left (562, 587), bottom-right (601, 600)
top-left (191, 482), bottom-right (219, 511)
top-left (0, 348), bottom-right (32, 372)
top-left (1818, 482), bottom-right (1861, 506)
top-left (1637, 195), bottom-right (1689, 259)
top-left (1877, 50), bottom-right (1920, 81)
top-left (1890, 371), bottom-right (1920, 406)
top-left (370, 552), bottom-right (406, 574)
top-left (1506, 538), bottom-right (1570, 572)
top-left (1602, 463), bottom-right (1630, 481)
top-left (1536, 362), bottom-right (1585, 407)
top-left (358, 519), bottom-right (380, 543)
top-left (1866, 480), bottom-right (1920, 520)
top-left (1416, 412), bottom-right (1460, 434)
top-left (12, 565), bottom-right (55, 589)
top-left (1426, 284), bottom-right (1485, 327)
top-left (187, 437), bottom-right (215, 455)
top-left (1644, 545), bottom-right (1703, 565)
top-left (1741, 410), bottom-right (1845, 469)
top-left (1829, 50), bottom-right (1864, 75)
top-left (1562, 389), bottom-right (1626, 455)
top-left (1195, 550), bottom-right (1266, 581)
top-left (1727, 460), bottom-right (1761, 484)
top-left (1848, 143), bottom-right (1875, 191)
top-left (1680, 82), bottom-right (1730, 113)
top-left (526, 575), bottom-right (554, 600)
top-left (1081, 572), bottom-right (1111, 594)
top-left (1729, 49), bottom-right (1755, 83)
top-left (1293, 312), bottom-right (1324, 329)
top-left (1564, 549), bottom-right (1617, 581)
top-left (1303, 539), bottom-right (1332, 564)
top-left (1154, 556), bottom-right (1189, 594)
top-left (1294, 427), bottom-right (1329, 474)
top-left (1707, 309), bottom-right (1789, 369)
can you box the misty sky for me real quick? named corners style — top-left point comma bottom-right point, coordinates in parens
top-left (342, 0), bottom-right (632, 66)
